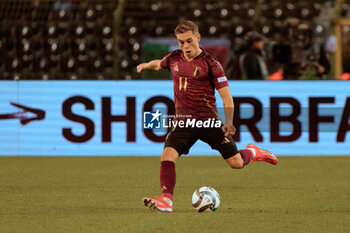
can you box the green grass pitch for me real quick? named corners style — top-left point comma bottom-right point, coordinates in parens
top-left (1, 156), bottom-right (350, 233)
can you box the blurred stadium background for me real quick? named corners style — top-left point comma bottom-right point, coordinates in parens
top-left (1, 1), bottom-right (350, 232)
top-left (0, 0), bottom-right (349, 81)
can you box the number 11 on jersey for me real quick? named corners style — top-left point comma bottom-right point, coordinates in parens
top-left (179, 77), bottom-right (188, 91)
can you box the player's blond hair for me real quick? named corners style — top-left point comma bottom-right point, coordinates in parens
top-left (174, 20), bottom-right (199, 35)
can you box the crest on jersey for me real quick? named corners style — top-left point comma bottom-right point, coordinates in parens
top-left (193, 66), bottom-right (201, 77)
top-left (173, 65), bottom-right (179, 72)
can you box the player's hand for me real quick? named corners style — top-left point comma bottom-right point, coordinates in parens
top-left (136, 63), bottom-right (148, 73)
top-left (222, 124), bottom-right (236, 137)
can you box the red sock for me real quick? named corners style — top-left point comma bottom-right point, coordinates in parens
top-left (160, 161), bottom-right (176, 201)
top-left (239, 149), bottom-right (254, 167)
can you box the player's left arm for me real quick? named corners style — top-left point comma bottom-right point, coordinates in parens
top-left (218, 86), bottom-right (236, 136)
top-left (208, 56), bottom-right (236, 136)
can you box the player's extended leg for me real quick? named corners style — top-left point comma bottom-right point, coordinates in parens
top-left (225, 144), bottom-right (278, 168)
top-left (142, 147), bottom-right (179, 212)
top-left (207, 132), bottom-right (255, 169)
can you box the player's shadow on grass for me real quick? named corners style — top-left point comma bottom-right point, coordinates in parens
top-left (172, 208), bottom-right (243, 214)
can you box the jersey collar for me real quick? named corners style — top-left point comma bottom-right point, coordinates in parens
top-left (182, 48), bottom-right (205, 61)
top-left (194, 48), bottom-right (206, 60)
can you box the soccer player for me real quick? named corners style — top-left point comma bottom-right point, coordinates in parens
top-left (136, 21), bottom-right (278, 212)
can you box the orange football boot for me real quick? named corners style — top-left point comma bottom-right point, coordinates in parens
top-left (142, 196), bottom-right (173, 212)
top-left (246, 143), bottom-right (278, 165)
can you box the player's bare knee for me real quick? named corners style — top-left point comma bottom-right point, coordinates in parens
top-left (225, 155), bottom-right (243, 169)
top-left (161, 147), bottom-right (179, 162)
top-left (228, 162), bottom-right (243, 169)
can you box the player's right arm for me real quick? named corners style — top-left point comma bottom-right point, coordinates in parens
top-left (137, 59), bottom-right (162, 73)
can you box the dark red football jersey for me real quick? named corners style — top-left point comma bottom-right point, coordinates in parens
top-left (160, 49), bottom-right (229, 120)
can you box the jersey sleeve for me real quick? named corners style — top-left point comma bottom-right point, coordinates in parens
top-left (160, 50), bottom-right (180, 70)
top-left (160, 53), bottom-right (171, 69)
top-left (208, 57), bottom-right (229, 89)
